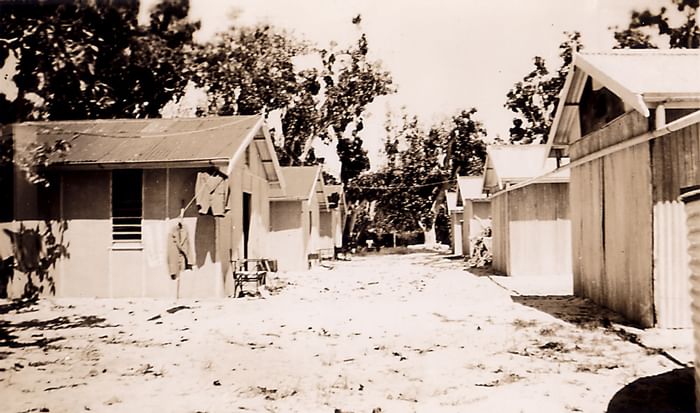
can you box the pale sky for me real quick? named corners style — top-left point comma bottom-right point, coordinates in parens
top-left (2, 0), bottom-right (665, 175)
top-left (172, 0), bottom-right (663, 173)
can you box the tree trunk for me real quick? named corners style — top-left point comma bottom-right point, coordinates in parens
top-left (343, 199), bottom-right (367, 248)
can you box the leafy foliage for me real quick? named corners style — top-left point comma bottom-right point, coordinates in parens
top-left (189, 17), bottom-right (393, 183)
top-left (613, 0), bottom-right (699, 49)
top-left (1, 5), bottom-right (391, 188)
top-left (347, 109), bottom-right (487, 239)
top-left (0, 0), bottom-right (200, 185)
top-left (504, 32), bottom-right (583, 144)
top-left (0, 0), bottom-right (199, 123)
top-left (191, 25), bottom-right (303, 117)
top-left (15, 140), bottom-right (71, 187)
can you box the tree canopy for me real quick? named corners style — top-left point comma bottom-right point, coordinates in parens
top-left (505, 0), bottom-right (699, 147)
top-left (346, 109), bottom-right (487, 242)
top-left (613, 0), bottom-right (700, 49)
top-left (188, 17), bottom-right (393, 182)
top-left (0, 3), bottom-right (392, 186)
top-left (0, 0), bottom-right (199, 123)
top-left (504, 31), bottom-right (583, 144)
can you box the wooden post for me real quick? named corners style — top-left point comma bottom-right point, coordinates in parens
top-left (655, 104), bottom-right (666, 130)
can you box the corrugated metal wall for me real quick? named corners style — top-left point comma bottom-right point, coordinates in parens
top-left (679, 194), bottom-right (700, 408)
top-left (650, 122), bottom-right (700, 328)
top-left (654, 201), bottom-right (691, 327)
top-left (568, 106), bottom-right (699, 328)
top-left (568, 111), bottom-right (700, 328)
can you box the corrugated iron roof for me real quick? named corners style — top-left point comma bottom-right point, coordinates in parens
top-left (270, 166), bottom-right (322, 201)
top-left (17, 116), bottom-right (262, 165)
top-left (457, 176), bottom-right (485, 201)
top-left (580, 51), bottom-right (700, 97)
top-left (484, 145), bottom-right (568, 190)
top-left (547, 50), bottom-right (700, 155)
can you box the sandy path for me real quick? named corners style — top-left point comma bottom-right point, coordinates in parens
top-left (0, 252), bottom-right (691, 412)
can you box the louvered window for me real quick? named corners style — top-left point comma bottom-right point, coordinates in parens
top-left (111, 169), bottom-right (142, 242)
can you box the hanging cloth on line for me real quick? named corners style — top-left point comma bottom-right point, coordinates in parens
top-left (167, 224), bottom-right (192, 279)
top-left (195, 171), bottom-right (230, 217)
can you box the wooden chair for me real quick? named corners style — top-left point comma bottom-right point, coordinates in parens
top-left (231, 258), bottom-right (270, 298)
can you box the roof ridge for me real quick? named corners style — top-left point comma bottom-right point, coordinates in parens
top-left (580, 49), bottom-right (700, 56)
top-left (487, 144), bottom-right (547, 151)
top-left (280, 165), bottom-right (321, 170)
top-left (19, 115), bottom-right (258, 126)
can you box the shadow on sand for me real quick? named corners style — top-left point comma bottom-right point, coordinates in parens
top-left (511, 295), bottom-right (635, 328)
top-left (0, 301), bottom-right (118, 350)
top-left (466, 266), bottom-right (506, 277)
top-left (606, 367), bottom-right (695, 413)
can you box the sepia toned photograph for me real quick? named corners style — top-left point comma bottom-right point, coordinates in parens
top-left (1, 0), bottom-right (700, 411)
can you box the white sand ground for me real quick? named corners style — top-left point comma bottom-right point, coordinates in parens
top-left (0, 252), bottom-right (695, 413)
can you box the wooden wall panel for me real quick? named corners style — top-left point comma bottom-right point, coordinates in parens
top-left (507, 183), bottom-right (571, 277)
top-left (463, 202), bottom-right (474, 257)
top-left (602, 145), bottom-right (654, 327)
top-left (571, 159), bottom-right (605, 306)
top-left (491, 183), bottom-right (571, 277)
top-left (490, 193), bottom-right (509, 275)
top-left (652, 123), bottom-right (700, 202)
top-left (570, 111), bottom-right (648, 161)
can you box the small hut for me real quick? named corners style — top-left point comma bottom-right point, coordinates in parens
top-left (268, 166), bottom-right (327, 271)
top-left (456, 176), bottom-right (491, 256)
top-left (547, 50), bottom-right (700, 328)
top-left (484, 145), bottom-right (571, 277)
top-left (0, 115), bottom-right (285, 298)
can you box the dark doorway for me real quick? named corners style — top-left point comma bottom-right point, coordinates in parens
top-left (242, 192), bottom-right (251, 259)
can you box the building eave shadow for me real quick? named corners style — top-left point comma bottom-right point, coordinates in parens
top-left (511, 295), bottom-right (638, 329)
top-left (606, 367), bottom-right (695, 413)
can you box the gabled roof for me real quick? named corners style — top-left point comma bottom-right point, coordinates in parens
top-left (547, 50), bottom-right (700, 156)
top-left (270, 166), bottom-right (326, 206)
top-left (456, 176), bottom-right (486, 202)
top-left (484, 145), bottom-right (568, 191)
top-left (10, 115), bottom-right (285, 190)
top-left (445, 190), bottom-right (461, 214)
